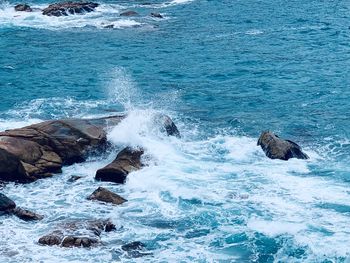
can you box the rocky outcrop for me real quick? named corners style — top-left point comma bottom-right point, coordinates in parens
top-left (0, 114), bottom-right (178, 183)
top-left (0, 115), bottom-right (123, 183)
top-left (14, 4), bottom-right (32, 12)
top-left (88, 187), bottom-right (127, 205)
top-left (257, 131), bottom-right (309, 160)
top-left (38, 219), bottom-right (115, 247)
top-left (42, 2), bottom-right (99, 17)
top-left (120, 10), bottom-right (139, 17)
top-left (95, 147), bottom-right (144, 184)
top-left (0, 193), bottom-right (16, 213)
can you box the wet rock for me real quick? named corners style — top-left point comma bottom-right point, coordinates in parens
top-left (14, 4), bottom-right (32, 12)
top-left (95, 147), bottom-right (144, 184)
top-left (0, 193), bottom-right (16, 213)
top-left (257, 131), bottom-right (309, 160)
top-left (150, 12), bottom-right (163, 18)
top-left (0, 114), bottom-right (177, 183)
top-left (13, 207), bottom-right (44, 221)
top-left (88, 186), bottom-right (127, 205)
top-left (103, 24), bottom-right (114, 29)
top-left (38, 219), bottom-right (115, 247)
top-left (120, 10), bottom-right (139, 17)
top-left (0, 115), bottom-right (123, 183)
top-left (157, 114), bottom-right (180, 137)
top-left (42, 2), bottom-right (99, 17)
top-left (68, 175), bottom-right (83, 182)
top-left (121, 241), bottom-right (152, 258)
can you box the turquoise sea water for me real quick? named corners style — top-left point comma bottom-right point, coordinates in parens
top-left (0, 0), bottom-right (350, 262)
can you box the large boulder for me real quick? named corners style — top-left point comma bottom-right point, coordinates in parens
top-left (14, 4), bottom-right (32, 12)
top-left (88, 187), bottom-right (127, 205)
top-left (0, 115), bottom-right (124, 183)
top-left (42, 2), bottom-right (99, 17)
top-left (39, 219), bottom-right (115, 248)
top-left (0, 193), bottom-right (16, 213)
top-left (95, 147), bottom-right (144, 184)
top-left (257, 131), bottom-right (309, 160)
top-left (0, 114), bottom-right (178, 183)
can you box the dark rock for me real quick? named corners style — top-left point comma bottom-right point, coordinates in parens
top-left (150, 12), bottom-right (163, 18)
top-left (103, 24), bottom-right (114, 29)
top-left (95, 147), bottom-right (144, 184)
top-left (68, 175), bottom-right (83, 182)
top-left (42, 2), bottom-right (99, 17)
top-left (120, 10), bottom-right (138, 17)
top-left (156, 114), bottom-right (180, 137)
top-left (14, 4), bottom-right (32, 12)
top-left (88, 186), bottom-right (127, 205)
top-left (121, 241), bottom-right (152, 258)
top-left (38, 219), bottom-right (115, 247)
top-left (257, 131), bottom-right (309, 161)
top-left (0, 193), bottom-right (16, 213)
top-left (13, 207), bottom-right (44, 221)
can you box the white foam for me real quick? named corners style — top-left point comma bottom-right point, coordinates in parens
top-left (0, 3), bottom-right (142, 30)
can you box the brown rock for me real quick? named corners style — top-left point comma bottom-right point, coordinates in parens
top-left (257, 131), bottom-right (309, 161)
top-left (38, 219), bottom-right (115, 247)
top-left (95, 147), bottom-right (144, 184)
top-left (88, 187), bottom-right (127, 205)
top-left (13, 207), bottom-right (44, 221)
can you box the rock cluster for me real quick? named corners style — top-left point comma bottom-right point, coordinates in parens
top-left (42, 2), bottom-right (99, 17)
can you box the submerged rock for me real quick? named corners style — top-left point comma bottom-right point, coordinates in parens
top-left (42, 2), bottom-right (99, 17)
top-left (120, 10), bottom-right (139, 17)
top-left (14, 4), bottom-right (32, 12)
top-left (88, 186), bottom-right (127, 205)
top-left (68, 175), bottom-right (83, 182)
top-left (150, 12), bottom-right (163, 18)
top-left (95, 147), bottom-right (144, 184)
top-left (257, 131), bottom-right (309, 160)
top-left (121, 241), bottom-right (152, 258)
top-left (13, 207), bottom-right (44, 221)
top-left (38, 219), bottom-right (115, 247)
top-left (0, 193), bottom-right (16, 213)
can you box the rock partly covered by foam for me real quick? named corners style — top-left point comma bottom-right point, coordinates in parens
top-left (14, 4), bottom-right (32, 12)
top-left (13, 207), bottom-right (44, 221)
top-left (0, 193), bottom-right (43, 220)
top-left (0, 114), bottom-right (178, 183)
top-left (257, 131), bottom-right (309, 161)
top-left (95, 147), bottom-right (144, 184)
top-left (0, 115), bottom-right (123, 183)
top-left (150, 12), bottom-right (163, 18)
top-left (42, 1), bottom-right (99, 17)
top-left (88, 187), bottom-right (127, 205)
top-left (38, 219), bottom-right (115, 247)
top-left (120, 10), bottom-right (139, 17)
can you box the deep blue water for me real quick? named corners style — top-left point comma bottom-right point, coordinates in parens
top-left (0, 0), bottom-right (350, 262)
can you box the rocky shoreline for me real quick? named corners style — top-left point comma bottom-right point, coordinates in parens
top-left (0, 112), bottom-right (308, 252)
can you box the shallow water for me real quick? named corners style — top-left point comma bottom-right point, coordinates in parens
top-left (0, 0), bottom-right (350, 262)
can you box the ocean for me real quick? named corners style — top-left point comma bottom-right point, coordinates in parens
top-left (0, 0), bottom-right (350, 262)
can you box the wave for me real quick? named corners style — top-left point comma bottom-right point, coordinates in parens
top-left (1, 67), bottom-right (350, 262)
